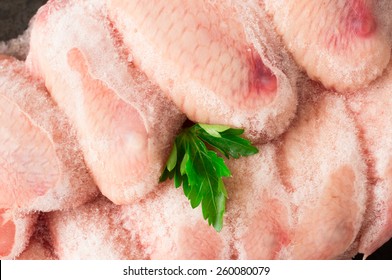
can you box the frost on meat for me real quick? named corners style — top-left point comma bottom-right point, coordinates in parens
top-left (0, 208), bottom-right (37, 260)
top-left (263, 0), bottom-right (392, 91)
top-left (107, 0), bottom-right (299, 142)
top-left (0, 55), bottom-right (98, 211)
top-left (27, 0), bottom-right (185, 205)
top-left (4, 0), bottom-right (392, 260)
top-left (347, 61), bottom-right (392, 258)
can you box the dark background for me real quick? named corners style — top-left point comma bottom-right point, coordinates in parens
top-left (358, 239), bottom-right (392, 260)
top-left (0, 0), bottom-right (391, 260)
top-left (0, 0), bottom-right (47, 41)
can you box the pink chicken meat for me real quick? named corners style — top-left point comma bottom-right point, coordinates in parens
top-left (275, 93), bottom-right (367, 259)
top-left (27, 0), bottom-right (185, 204)
top-left (6, 0), bottom-right (392, 259)
top-left (106, 0), bottom-right (298, 142)
top-left (0, 55), bottom-right (97, 211)
top-left (0, 208), bottom-right (37, 260)
top-left (120, 182), bottom-right (230, 260)
top-left (47, 196), bottom-right (139, 260)
top-left (225, 92), bottom-right (367, 259)
top-left (263, 0), bottom-right (392, 92)
top-left (347, 60), bottom-right (392, 258)
top-left (47, 92), bottom-right (368, 259)
top-left (47, 184), bottom-right (228, 260)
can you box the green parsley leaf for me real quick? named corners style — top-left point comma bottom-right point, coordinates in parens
top-left (166, 143), bottom-right (177, 171)
top-left (196, 125), bottom-right (258, 159)
top-left (198, 123), bottom-right (231, 137)
top-left (160, 123), bottom-right (258, 232)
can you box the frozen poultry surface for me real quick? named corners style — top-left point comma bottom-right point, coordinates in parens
top-left (107, 0), bottom-right (299, 142)
top-left (27, 0), bottom-right (185, 205)
top-left (1, 0), bottom-right (392, 259)
top-left (0, 55), bottom-right (98, 212)
top-left (263, 0), bottom-right (392, 92)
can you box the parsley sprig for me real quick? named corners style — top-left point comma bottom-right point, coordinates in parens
top-left (160, 123), bottom-right (258, 232)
